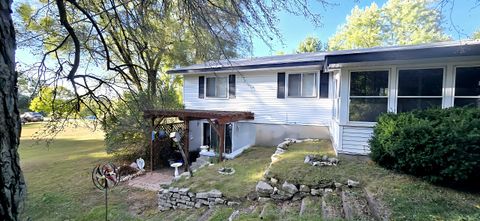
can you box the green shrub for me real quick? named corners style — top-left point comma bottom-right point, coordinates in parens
top-left (370, 107), bottom-right (480, 185)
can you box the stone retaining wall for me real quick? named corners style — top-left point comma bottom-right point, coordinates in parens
top-left (158, 187), bottom-right (239, 211)
top-left (253, 138), bottom-right (358, 202)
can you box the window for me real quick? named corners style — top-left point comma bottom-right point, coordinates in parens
top-left (206, 76), bottom-right (227, 98)
top-left (349, 71), bottom-right (389, 122)
top-left (202, 123), bottom-right (233, 154)
top-left (397, 68), bottom-right (443, 112)
top-left (454, 67), bottom-right (480, 108)
top-left (288, 73), bottom-right (316, 97)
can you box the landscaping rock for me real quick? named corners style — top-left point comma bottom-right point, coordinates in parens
top-left (179, 187), bottom-right (190, 195)
top-left (324, 188), bottom-right (333, 193)
top-left (304, 155), bottom-right (313, 164)
top-left (196, 192), bottom-right (209, 199)
top-left (347, 179), bottom-right (360, 188)
top-left (270, 177), bottom-right (278, 184)
top-left (214, 198), bottom-right (225, 204)
top-left (256, 181), bottom-right (274, 196)
top-left (322, 155), bottom-right (328, 161)
top-left (258, 197), bottom-right (271, 203)
top-left (334, 182), bottom-right (343, 189)
top-left (282, 181), bottom-right (299, 194)
top-left (207, 189), bottom-right (223, 198)
top-left (227, 201), bottom-right (240, 206)
top-left (329, 157), bottom-right (338, 163)
top-left (299, 185), bottom-right (310, 193)
top-left (311, 188), bottom-right (321, 196)
top-left (271, 190), bottom-right (293, 200)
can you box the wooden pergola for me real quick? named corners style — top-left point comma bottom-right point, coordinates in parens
top-left (143, 109), bottom-right (254, 170)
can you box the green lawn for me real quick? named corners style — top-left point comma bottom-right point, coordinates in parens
top-left (173, 146), bottom-right (274, 199)
top-left (268, 141), bottom-right (480, 220)
top-left (19, 122), bottom-right (154, 221)
top-left (18, 123), bottom-right (480, 220)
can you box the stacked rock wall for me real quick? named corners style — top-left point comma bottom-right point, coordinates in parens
top-left (158, 187), bottom-right (239, 211)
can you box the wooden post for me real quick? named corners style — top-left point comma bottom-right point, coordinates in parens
top-left (218, 123), bottom-right (225, 162)
top-left (183, 117), bottom-right (190, 172)
top-left (150, 117), bottom-right (155, 172)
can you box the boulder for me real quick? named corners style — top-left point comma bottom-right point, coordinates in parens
top-left (282, 181), bottom-right (299, 195)
top-left (256, 181), bottom-right (274, 196)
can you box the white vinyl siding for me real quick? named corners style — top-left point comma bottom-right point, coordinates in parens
top-left (183, 70), bottom-right (332, 126)
top-left (340, 126), bottom-right (373, 154)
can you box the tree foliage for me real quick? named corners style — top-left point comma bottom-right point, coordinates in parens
top-left (473, 30), bottom-right (480, 40)
top-left (328, 0), bottom-right (450, 50)
top-left (29, 86), bottom-right (74, 116)
top-left (296, 36), bottom-right (324, 53)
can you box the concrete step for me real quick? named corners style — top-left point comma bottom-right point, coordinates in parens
top-left (341, 189), bottom-right (375, 221)
top-left (322, 191), bottom-right (345, 220)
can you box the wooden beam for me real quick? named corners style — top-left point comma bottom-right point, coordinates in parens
top-left (150, 117), bottom-right (154, 172)
top-left (183, 117), bottom-right (190, 172)
top-left (218, 123), bottom-right (225, 162)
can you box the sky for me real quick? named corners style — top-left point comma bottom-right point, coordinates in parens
top-left (15, 0), bottom-right (480, 66)
top-left (250, 0), bottom-right (480, 56)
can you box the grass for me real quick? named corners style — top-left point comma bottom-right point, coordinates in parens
top-left (173, 146), bottom-right (274, 199)
top-left (19, 123), bottom-right (480, 220)
top-left (19, 122), bottom-right (154, 221)
top-left (269, 140), bottom-right (480, 220)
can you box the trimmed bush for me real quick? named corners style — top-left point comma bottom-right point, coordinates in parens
top-left (370, 107), bottom-right (480, 185)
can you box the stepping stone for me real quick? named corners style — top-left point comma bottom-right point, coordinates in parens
top-left (341, 189), bottom-right (374, 220)
top-left (322, 191), bottom-right (344, 220)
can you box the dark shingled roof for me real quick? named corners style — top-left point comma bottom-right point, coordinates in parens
top-left (167, 40), bottom-right (480, 74)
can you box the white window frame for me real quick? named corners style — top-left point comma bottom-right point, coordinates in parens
top-left (395, 67), bottom-right (445, 113)
top-left (205, 76), bottom-right (228, 99)
top-left (287, 72), bottom-right (318, 98)
top-left (452, 65), bottom-right (480, 107)
top-left (347, 69), bottom-right (390, 125)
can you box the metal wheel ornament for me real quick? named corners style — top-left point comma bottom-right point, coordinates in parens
top-left (92, 163), bottom-right (120, 221)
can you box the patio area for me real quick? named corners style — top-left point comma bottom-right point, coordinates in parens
top-left (127, 168), bottom-right (178, 191)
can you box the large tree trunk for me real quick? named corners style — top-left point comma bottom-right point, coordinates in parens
top-left (0, 0), bottom-right (26, 220)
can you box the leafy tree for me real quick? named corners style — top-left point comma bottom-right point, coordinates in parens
top-left (297, 36), bottom-right (324, 53)
top-left (328, 0), bottom-right (450, 50)
top-left (29, 86), bottom-right (74, 116)
top-left (382, 0), bottom-right (449, 45)
top-left (473, 30), bottom-right (480, 39)
top-left (328, 3), bottom-right (383, 50)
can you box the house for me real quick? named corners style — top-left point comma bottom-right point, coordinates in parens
top-left (167, 40), bottom-right (480, 158)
